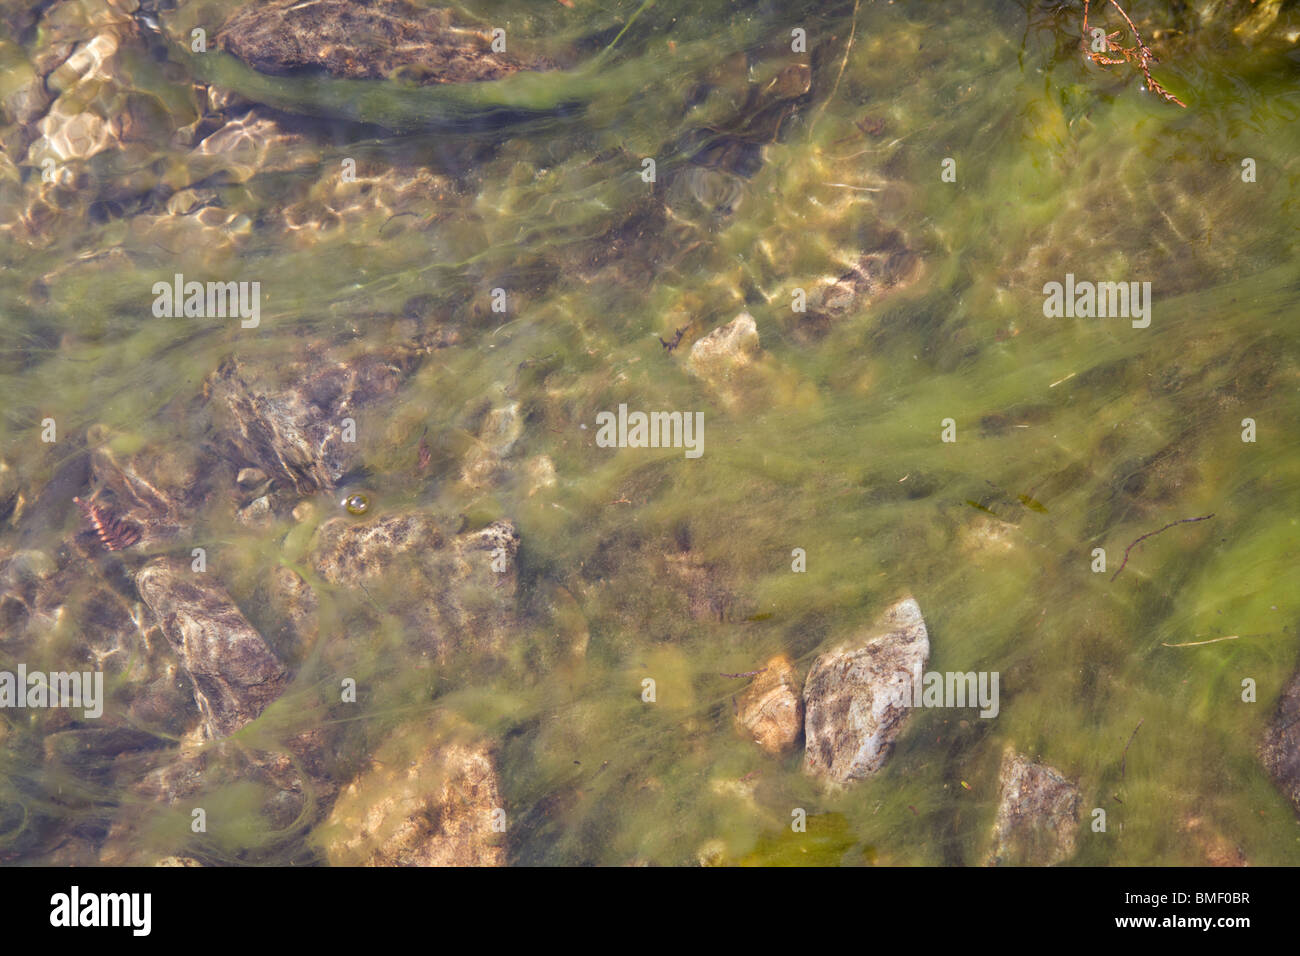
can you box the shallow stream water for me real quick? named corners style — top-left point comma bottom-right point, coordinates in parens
top-left (1, 0), bottom-right (1299, 865)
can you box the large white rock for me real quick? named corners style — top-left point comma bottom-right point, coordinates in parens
top-left (802, 596), bottom-right (929, 784)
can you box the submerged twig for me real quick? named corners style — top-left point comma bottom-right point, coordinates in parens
top-left (1082, 0), bottom-right (1186, 108)
top-left (812, 0), bottom-right (860, 132)
top-left (1120, 717), bottom-right (1143, 780)
top-left (1110, 513), bottom-right (1214, 581)
top-left (719, 667), bottom-right (767, 679)
top-left (416, 426), bottom-right (431, 473)
top-left (1162, 635), bottom-right (1239, 647)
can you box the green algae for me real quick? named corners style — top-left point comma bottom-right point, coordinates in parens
top-left (0, 0), bottom-right (1298, 866)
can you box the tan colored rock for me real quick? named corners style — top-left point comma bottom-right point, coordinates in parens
top-left (1181, 814), bottom-right (1247, 867)
top-left (960, 515), bottom-right (1020, 555)
top-left (688, 313), bottom-right (760, 387)
top-left (987, 748), bottom-right (1081, 866)
top-left (235, 466), bottom-right (268, 489)
top-left (696, 839), bottom-right (728, 867)
top-left (525, 455), bottom-right (557, 496)
top-left (685, 311), bottom-right (812, 410)
top-left (736, 655), bottom-right (803, 755)
top-left (461, 401), bottom-right (522, 488)
top-left (190, 110), bottom-right (316, 184)
top-left (324, 723), bottom-right (505, 866)
top-left (311, 511), bottom-right (443, 584)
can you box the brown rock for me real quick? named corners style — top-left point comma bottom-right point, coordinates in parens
top-left (217, 0), bottom-right (551, 84)
top-left (135, 558), bottom-right (288, 738)
top-left (205, 346), bottom-right (422, 497)
top-left (1260, 665), bottom-right (1300, 816)
top-left (735, 655), bottom-right (803, 755)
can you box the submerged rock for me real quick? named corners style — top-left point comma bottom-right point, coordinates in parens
top-left (43, 727), bottom-right (167, 780)
top-left (311, 510), bottom-right (443, 582)
top-left (74, 423), bottom-right (202, 552)
top-left (796, 235), bottom-right (922, 339)
top-left (0, 458), bottom-right (21, 525)
top-left (987, 748), bottom-right (1081, 866)
top-left (735, 654), bottom-right (803, 755)
top-left (959, 514), bottom-right (1021, 556)
top-left (135, 558), bottom-right (288, 738)
top-left (217, 0), bottom-right (552, 84)
top-left (1259, 667), bottom-right (1300, 816)
top-left (689, 311), bottom-right (760, 375)
top-left (100, 726), bottom-right (337, 865)
top-left (0, 544), bottom-right (196, 737)
top-left (524, 455), bottom-right (557, 497)
top-left (665, 59), bottom-right (812, 225)
top-left (687, 312), bottom-right (767, 410)
top-left (0, 41), bottom-right (50, 129)
top-left (802, 596), bottom-right (929, 784)
top-left (460, 401), bottom-right (522, 489)
top-left (663, 546), bottom-right (733, 623)
top-left (309, 512), bottom-right (519, 661)
top-left (187, 108), bottom-right (317, 184)
top-left (263, 565), bottom-right (321, 664)
top-left (324, 720), bottom-right (505, 866)
top-left (1180, 813), bottom-right (1248, 867)
top-left (205, 343), bottom-right (423, 497)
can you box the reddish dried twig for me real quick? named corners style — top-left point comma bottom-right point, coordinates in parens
top-left (1110, 513), bottom-right (1214, 581)
top-left (1082, 0), bottom-right (1186, 108)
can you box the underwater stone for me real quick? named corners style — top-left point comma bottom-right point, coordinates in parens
top-left (205, 346), bottom-right (423, 497)
top-left (461, 401), bottom-right (522, 489)
top-left (686, 311), bottom-right (774, 411)
top-left (802, 596), bottom-right (929, 784)
top-left (135, 558), bottom-right (288, 738)
top-left (216, 0), bottom-right (550, 84)
top-left (987, 748), bottom-right (1081, 866)
top-left (735, 654), bottom-right (803, 755)
top-left (688, 312), bottom-right (760, 379)
top-left (308, 512), bottom-right (519, 662)
top-left (1260, 666), bottom-right (1300, 818)
top-left (325, 721), bottom-right (505, 866)
top-left (310, 511), bottom-right (443, 583)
